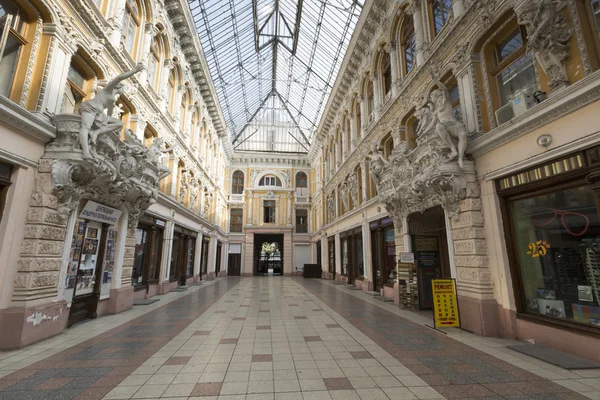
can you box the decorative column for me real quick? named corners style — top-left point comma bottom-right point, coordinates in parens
top-left (361, 221), bottom-right (372, 289)
top-left (193, 233), bottom-right (203, 282)
top-left (321, 234), bottom-right (329, 277)
top-left (247, 190), bottom-right (253, 225)
top-left (409, 1), bottom-right (426, 67)
top-left (207, 235), bottom-right (217, 279)
top-left (287, 193), bottom-right (292, 225)
top-left (137, 22), bottom-right (156, 85)
top-left (169, 156), bottom-right (179, 197)
top-left (39, 25), bottom-right (78, 114)
top-left (389, 42), bottom-right (400, 98)
top-left (160, 59), bottom-right (174, 111)
top-left (372, 73), bottom-right (382, 119)
top-left (359, 95), bottom-right (367, 133)
top-left (452, 0), bottom-right (466, 19)
top-left (349, 113), bottom-right (357, 151)
top-left (334, 233), bottom-right (342, 277)
top-left (454, 58), bottom-right (479, 134)
top-left (109, 0), bottom-right (126, 47)
top-left (361, 160), bottom-right (368, 203)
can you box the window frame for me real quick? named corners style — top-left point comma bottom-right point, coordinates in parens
top-left (0, 5), bottom-right (28, 100)
top-left (263, 200), bottom-right (276, 224)
top-left (232, 170), bottom-right (244, 194)
top-left (295, 209), bottom-right (308, 233)
top-left (123, 0), bottom-right (141, 57)
top-left (400, 15), bottom-right (416, 76)
top-left (259, 175), bottom-right (282, 187)
top-left (295, 172), bottom-right (308, 189)
top-left (230, 208), bottom-right (243, 232)
top-left (428, 0), bottom-right (452, 39)
top-left (498, 148), bottom-right (600, 336)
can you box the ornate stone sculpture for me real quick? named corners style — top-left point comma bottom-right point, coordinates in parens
top-left (179, 171), bottom-right (191, 202)
top-left (189, 178), bottom-right (199, 209)
top-left (516, 0), bottom-right (571, 90)
top-left (48, 64), bottom-right (170, 228)
top-left (428, 72), bottom-right (468, 168)
top-left (366, 144), bottom-right (388, 186)
top-left (203, 192), bottom-right (213, 216)
top-left (327, 194), bottom-right (336, 222)
top-left (147, 138), bottom-right (172, 180)
top-left (77, 64), bottom-right (143, 160)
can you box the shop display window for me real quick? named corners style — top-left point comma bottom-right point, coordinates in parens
top-left (509, 185), bottom-right (600, 328)
top-left (100, 226), bottom-right (118, 298)
top-left (132, 227), bottom-right (148, 285)
top-left (385, 227), bottom-right (397, 283)
top-left (186, 237), bottom-right (195, 276)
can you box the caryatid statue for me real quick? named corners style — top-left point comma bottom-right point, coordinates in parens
top-left (78, 64), bottom-right (144, 160)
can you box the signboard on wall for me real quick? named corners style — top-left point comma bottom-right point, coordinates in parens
top-left (399, 252), bottom-right (415, 263)
top-left (80, 201), bottom-right (122, 225)
top-left (431, 279), bottom-right (460, 328)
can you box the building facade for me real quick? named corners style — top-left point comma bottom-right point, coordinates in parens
top-left (310, 0), bottom-right (600, 360)
top-left (0, 0), bottom-right (231, 349)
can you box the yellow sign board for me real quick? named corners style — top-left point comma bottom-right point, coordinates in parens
top-left (432, 279), bottom-right (460, 328)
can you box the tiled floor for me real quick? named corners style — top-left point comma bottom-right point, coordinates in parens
top-left (0, 277), bottom-right (599, 400)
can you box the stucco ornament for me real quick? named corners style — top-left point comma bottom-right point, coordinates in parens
top-left (48, 75), bottom-right (171, 228)
top-left (77, 64), bottom-right (143, 160)
top-left (516, 0), bottom-right (571, 90)
top-left (203, 191), bottom-right (213, 216)
top-left (373, 90), bottom-right (476, 222)
top-left (327, 194), bottom-right (336, 222)
top-left (179, 170), bottom-right (191, 202)
top-left (189, 178), bottom-right (200, 210)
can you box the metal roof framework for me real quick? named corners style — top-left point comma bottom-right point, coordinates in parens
top-left (188, 0), bottom-right (362, 154)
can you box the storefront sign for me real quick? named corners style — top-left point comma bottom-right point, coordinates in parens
top-left (155, 219), bottom-right (165, 227)
top-left (432, 279), bottom-right (460, 328)
top-left (399, 252), bottom-right (415, 263)
top-left (526, 240), bottom-right (551, 258)
top-left (80, 201), bottom-right (122, 225)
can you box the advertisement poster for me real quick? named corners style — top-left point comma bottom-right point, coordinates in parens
top-left (83, 239), bottom-right (99, 255)
top-left (431, 279), bottom-right (460, 328)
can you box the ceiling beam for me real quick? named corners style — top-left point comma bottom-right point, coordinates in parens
top-left (292, 0), bottom-right (303, 55)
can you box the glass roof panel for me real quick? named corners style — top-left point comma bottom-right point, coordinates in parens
top-left (188, 0), bottom-right (363, 153)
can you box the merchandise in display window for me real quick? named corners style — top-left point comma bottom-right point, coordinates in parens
top-left (509, 185), bottom-right (600, 328)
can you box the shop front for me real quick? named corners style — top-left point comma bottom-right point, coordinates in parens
top-left (340, 227), bottom-right (363, 285)
top-left (370, 217), bottom-right (396, 291)
top-left (500, 149), bottom-right (600, 336)
top-left (169, 225), bottom-right (197, 286)
top-left (408, 206), bottom-right (452, 310)
top-left (132, 214), bottom-right (166, 298)
top-left (64, 200), bottom-right (123, 327)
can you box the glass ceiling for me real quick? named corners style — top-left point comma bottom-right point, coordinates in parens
top-left (188, 0), bottom-right (363, 154)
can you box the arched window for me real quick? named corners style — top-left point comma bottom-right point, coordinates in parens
top-left (259, 175), bottom-right (282, 187)
top-left (0, 3), bottom-right (28, 100)
top-left (144, 125), bottom-right (158, 148)
top-left (232, 170), bottom-right (244, 194)
top-left (180, 87), bottom-right (191, 132)
top-left (344, 113), bottom-right (351, 153)
top-left (123, 0), bottom-right (141, 57)
top-left (166, 68), bottom-right (175, 114)
top-left (490, 26), bottom-right (536, 108)
top-left (403, 111), bottom-right (418, 149)
top-left (353, 98), bottom-right (361, 139)
top-left (366, 80), bottom-right (374, 121)
top-left (62, 51), bottom-right (98, 113)
top-left (429, 0), bottom-right (452, 38)
top-left (116, 95), bottom-right (136, 139)
top-left (381, 134), bottom-right (394, 160)
top-left (400, 16), bottom-right (416, 76)
top-left (148, 34), bottom-right (165, 90)
top-left (379, 51), bottom-right (392, 101)
top-left (295, 172), bottom-right (307, 188)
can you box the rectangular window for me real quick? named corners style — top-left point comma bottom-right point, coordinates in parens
top-left (507, 184), bottom-right (600, 328)
top-left (230, 208), bottom-right (243, 232)
top-left (264, 200), bottom-right (276, 223)
top-left (296, 209), bottom-right (308, 233)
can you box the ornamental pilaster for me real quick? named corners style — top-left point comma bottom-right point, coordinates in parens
top-left (109, 0), bottom-right (126, 48)
top-left (408, 0), bottom-right (426, 67)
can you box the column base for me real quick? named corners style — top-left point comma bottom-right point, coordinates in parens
top-left (106, 286), bottom-right (134, 315)
top-left (0, 300), bottom-right (69, 350)
top-left (457, 295), bottom-right (502, 337)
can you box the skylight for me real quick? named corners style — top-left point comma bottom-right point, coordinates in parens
top-left (188, 0), bottom-right (363, 153)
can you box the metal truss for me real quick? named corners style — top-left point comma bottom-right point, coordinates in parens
top-left (188, 0), bottom-right (362, 154)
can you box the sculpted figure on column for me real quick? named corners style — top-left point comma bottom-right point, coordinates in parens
top-left (366, 144), bottom-right (388, 186)
top-left (78, 64), bottom-right (144, 160)
top-left (428, 71), bottom-right (468, 168)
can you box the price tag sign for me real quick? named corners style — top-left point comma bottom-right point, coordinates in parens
top-left (432, 279), bottom-right (460, 328)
